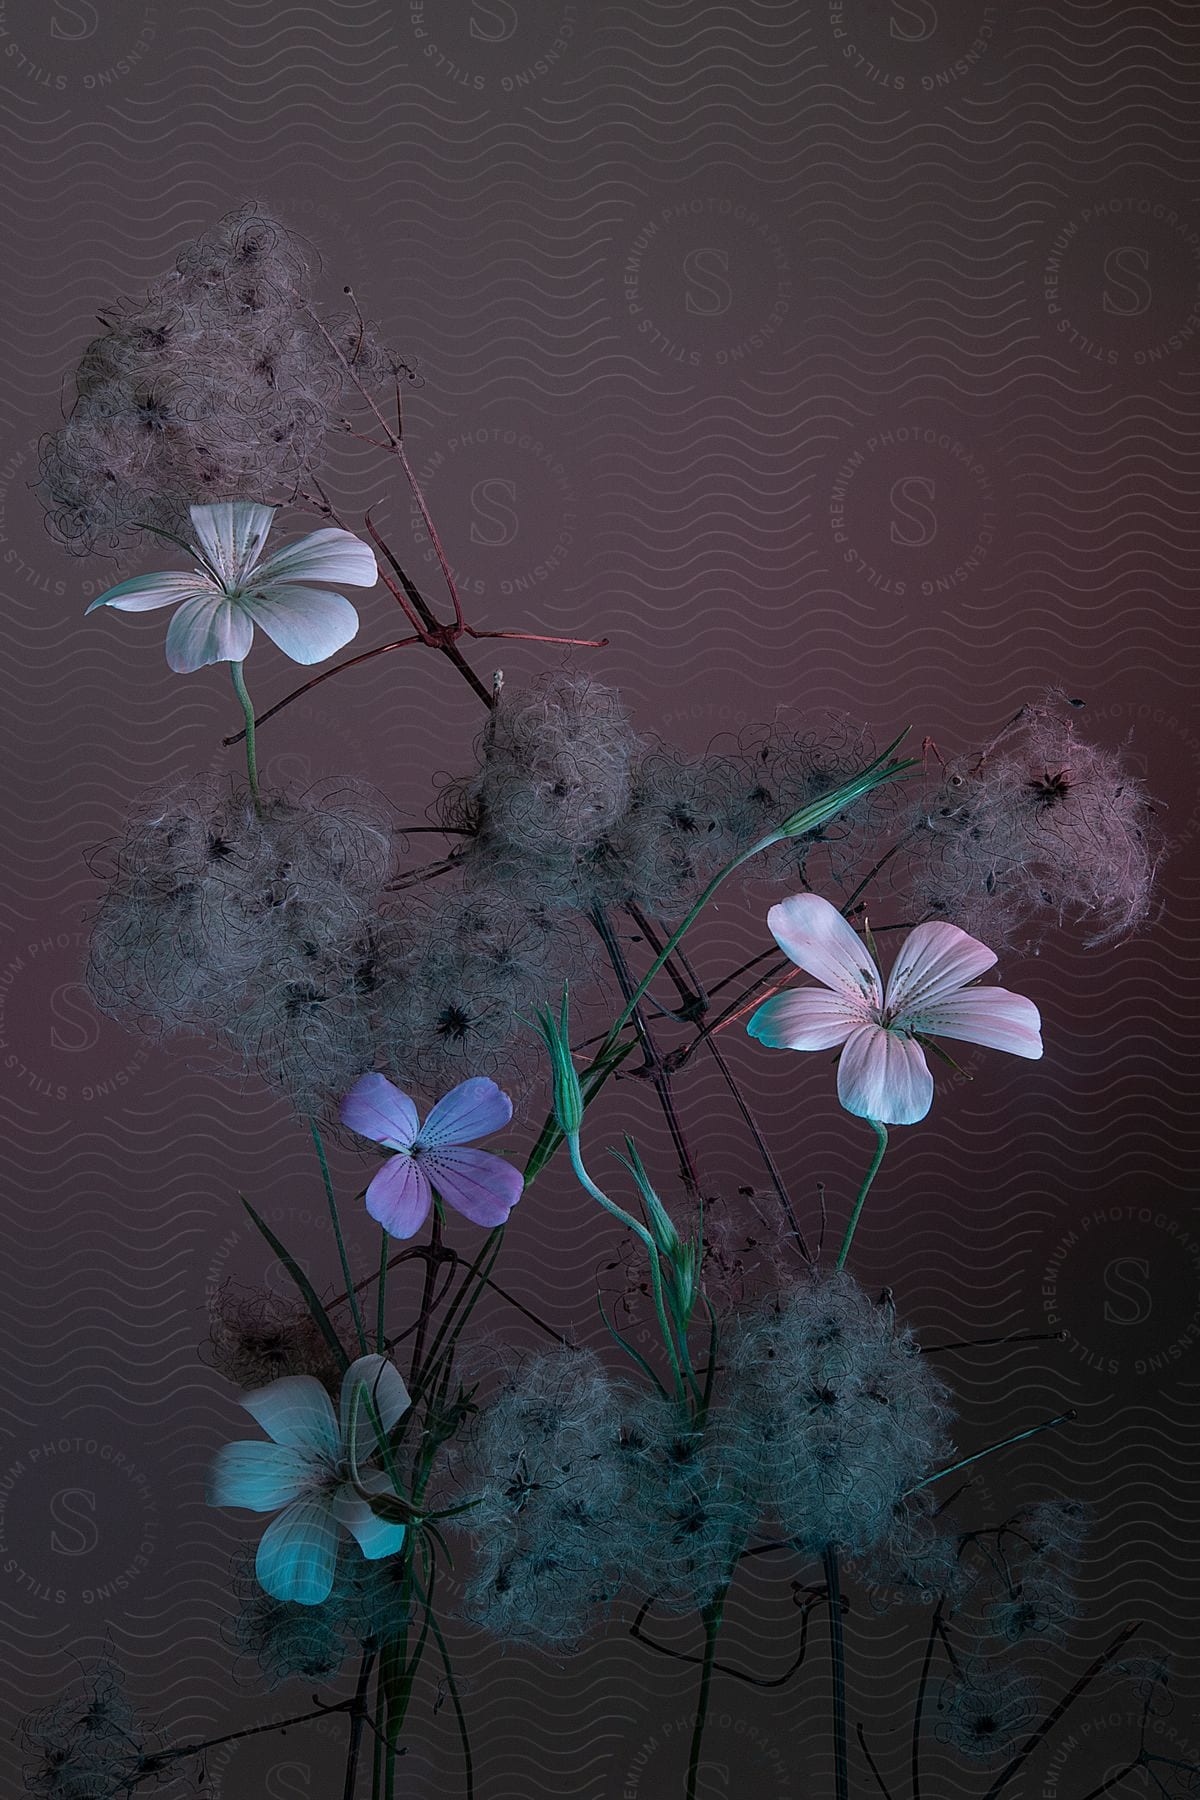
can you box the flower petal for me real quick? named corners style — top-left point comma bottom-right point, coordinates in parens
top-left (85, 571), bottom-right (215, 614)
top-left (254, 1497), bottom-right (339, 1605)
top-left (422, 1145), bottom-right (524, 1228)
top-left (747, 989), bottom-right (863, 1051)
top-left (207, 1441), bottom-right (317, 1512)
top-left (332, 1475), bottom-right (409, 1561)
top-left (836, 1023), bottom-right (934, 1125)
top-left (239, 584), bottom-right (360, 665)
top-left (911, 987), bottom-right (1043, 1060)
top-left (240, 1374), bottom-right (340, 1460)
top-left (164, 594), bottom-right (254, 672)
top-left (340, 1072), bottom-right (420, 1151)
top-left (363, 1152), bottom-right (433, 1239)
top-left (418, 1077), bottom-right (514, 1149)
top-left (252, 527), bottom-right (379, 590)
top-left (340, 1354), bottom-right (412, 1465)
top-left (189, 501), bottom-right (277, 588)
top-left (766, 894), bottom-right (882, 1011)
top-left (884, 922), bottom-right (998, 1020)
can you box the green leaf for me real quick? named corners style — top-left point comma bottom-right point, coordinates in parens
top-left (523, 1037), bottom-right (636, 1186)
top-left (238, 1193), bottom-right (350, 1371)
top-left (595, 1292), bottom-right (668, 1399)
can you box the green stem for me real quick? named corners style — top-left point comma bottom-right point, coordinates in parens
top-left (903, 1408), bottom-right (1077, 1498)
top-left (567, 1134), bottom-right (686, 1403)
top-left (310, 1120), bottom-right (369, 1356)
top-left (229, 659), bottom-right (262, 812)
top-left (383, 1547), bottom-right (430, 1800)
top-left (376, 1228), bottom-right (390, 1354)
top-left (408, 1207), bottom-right (444, 1389)
top-left (341, 1651), bottom-right (377, 1800)
top-left (604, 745), bottom-right (911, 1053)
top-left (823, 1546), bottom-right (849, 1800)
top-left (686, 1575), bottom-right (735, 1800)
top-left (836, 1119), bottom-right (888, 1269)
top-left (411, 1547), bottom-right (474, 1799)
top-left (407, 1228), bottom-right (503, 1405)
top-left (371, 1662), bottom-right (384, 1800)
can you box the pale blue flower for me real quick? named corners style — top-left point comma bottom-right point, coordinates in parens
top-left (208, 1354), bottom-right (411, 1604)
top-left (85, 500), bottom-right (377, 673)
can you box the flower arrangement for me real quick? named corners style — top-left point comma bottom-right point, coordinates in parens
top-left (20, 202), bottom-right (1186, 1800)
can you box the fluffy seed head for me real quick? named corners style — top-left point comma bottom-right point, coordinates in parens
top-left (898, 694), bottom-right (1161, 948)
top-left (936, 1659), bottom-right (1041, 1763)
top-left (720, 1267), bottom-right (955, 1558)
top-left (452, 1346), bottom-right (629, 1648)
top-left (38, 202), bottom-right (398, 557)
top-left (444, 672), bottom-right (641, 863)
top-left (203, 1281), bottom-right (348, 1393)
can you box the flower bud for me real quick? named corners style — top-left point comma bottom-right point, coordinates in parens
top-left (534, 985), bottom-right (584, 1138)
top-left (767, 733), bottom-right (913, 846)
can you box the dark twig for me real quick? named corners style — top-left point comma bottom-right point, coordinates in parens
top-left (824, 1546), bottom-right (850, 1800)
top-left (341, 1652), bottom-right (378, 1800)
top-left (629, 1586), bottom-right (822, 1689)
top-left (911, 1598), bottom-right (944, 1800)
top-left (700, 1031), bottom-right (811, 1261)
top-left (857, 1723), bottom-right (897, 1800)
top-left (921, 1330), bottom-right (1068, 1355)
top-left (979, 1621), bottom-right (1143, 1800)
top-left (588, 905), bottom-right (702, 1199)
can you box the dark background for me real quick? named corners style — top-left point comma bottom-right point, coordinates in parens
top-left (1, 2), bottom-right (1198, 1795)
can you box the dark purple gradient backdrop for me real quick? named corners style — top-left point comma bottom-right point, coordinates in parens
top-left (2, 3), bottom-right (1199, 1796)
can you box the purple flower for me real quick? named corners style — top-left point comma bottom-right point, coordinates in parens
top-left (339, 1074), bottom-right (524, 1238)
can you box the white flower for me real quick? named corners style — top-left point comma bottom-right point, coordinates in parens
top-left (208, 1353), bottom-right (411, 1605)
top-left (748, 894), bottom-right (1042, 1125)
top-left (86, 500), bottom-right (377, 673)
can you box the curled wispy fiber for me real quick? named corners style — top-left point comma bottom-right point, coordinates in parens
top-left (897, 695), bottom-right (1161, 949)
top-left (376, 884), bottom-right (588, 1104)
top-left (38, 201), bottom-right (397, 557)
top-left (614, 1392), bottom-right (757, 1613)
top-left (452, 1346), bottom-right (629, 1648)
top-left (202, 1280), bottom-right (349, 1394)
top-left (19, 1661), bottom-right (163, 1799)
top-left (722, 710), bottom-right (895, 891)
top-left (572, 710), bottom-right (889, 921)
top-left (981, 1497), bottom-right (1092, 1644)
top-left (852, 1488), bottom-right (969, 1612)
top-left (720, 1268), bottom-right (954, 1559)
top-left (935, 1657), bottom-right (1041, 1763)
top-left (579, 748), bottom-right (744, 916)
top-left (441, 672), bottom-right (642, 866)
top-left (85, 773), bottom-right (404, 1117)
top-left (227, 1549), bottom-right (412, 1688)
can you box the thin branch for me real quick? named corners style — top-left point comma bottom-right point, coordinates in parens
top-left (921, 1330), bottom-right (1068, 1356)
top-left (979, 1621), bottom-right (1143, 1800)
top-left (701, 1030), bottom-right (810, 1261)
top-left (629, 1587), bottom-right (822, 1689)
top-left (856, 1724), bottom-right (897, 1800)
top-left (589, 905), bottom-right (701, 1199)
top-left (464, 624), bottom-right (609, 647)
top-left (911, 1599), bottom-right (944, 1800)
top-left (222, 635), bottom-right (424, 744)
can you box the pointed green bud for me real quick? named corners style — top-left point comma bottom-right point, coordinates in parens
top-left (534, 983), bottom-right (584, 1138)
top-left (770, 732), bottom-right (915, 845)
top-left (614, 1135), bottom-right (681, 1259)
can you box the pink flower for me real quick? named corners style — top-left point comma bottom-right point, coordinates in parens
top-left (747, 894), bottom-right (1042, 1125)
top-left (339, 1074), bottom-right (524, 1238)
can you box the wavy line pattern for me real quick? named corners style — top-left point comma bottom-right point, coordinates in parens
top-left (1, 0), bottom-right (1198, 1794)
